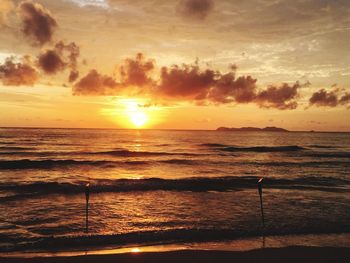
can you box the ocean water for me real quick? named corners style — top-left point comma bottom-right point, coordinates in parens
top-left (0, 128), bottom-right (349, 252)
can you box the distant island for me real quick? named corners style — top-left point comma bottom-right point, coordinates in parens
top-left (216, 126), bottom-right (289, 132)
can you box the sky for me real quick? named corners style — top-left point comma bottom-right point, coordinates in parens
top-left (0, 0), bottom-right (350, 131)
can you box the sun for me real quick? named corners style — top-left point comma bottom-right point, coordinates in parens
top-left (104, 98), bottom-right (162, 129)
top-left (130, 111), bottom-right (148, 128)
top-left (121, 99), bottom-right (150, 128)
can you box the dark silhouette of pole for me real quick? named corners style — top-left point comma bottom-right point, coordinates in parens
top-left (85, 183), bottom-right (90, 233)
top-left (258, 178), bottom-right (265, 228)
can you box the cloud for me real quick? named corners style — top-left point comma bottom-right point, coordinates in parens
top-left (37, 49), bottom-right (65, 74)
top-left (0, 0), bottom-right (14, 27)
top-left (68, 70), bottom-right (79, 83)
top-left (309, 89), bottom-right (338, 107)
top-left (73, 53), bottom-right (305, 110)
top-left (339, 93), bottom-right (350, 106)
top-left (119, 53), bottom-right (155, 87)
top-left (177, 0), bottom-right (214, 20)
top-left (159, 64), bottom-right (257, 104)
top-left (209, 73), bottom-right (257, 103)
top-left (18, 1), bottom-right (57, 45)
top-left (73, 69), bottom-right (118, 95)
top-left (0, 56), bottom-right (39, 86)
top-left (75, 53), bottom-right (157, 96)
top-left (159, 63), bottom-right (215, 99)
top-left (158, 63), bottom-right (298, 109)
top-left (37, 41), bottom-right (80, 81)
top-left (256, 83), bottom-right (301, 110)
top-left (309, 88), bottom-right (350, 108)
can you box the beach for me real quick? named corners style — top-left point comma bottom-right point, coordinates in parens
top-left (2, 247), bottom-right (350, 263)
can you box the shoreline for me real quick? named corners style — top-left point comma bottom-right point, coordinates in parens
top-left (1, 246), bottom-right (350, 263)
top-left (1, 233), bottom-right (350, 259)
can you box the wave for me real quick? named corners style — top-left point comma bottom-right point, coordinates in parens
top-left (306, 152), bottom-right (350, 158)
top-left (2, 226), bottom-right (350, 252)
top-left (200, 143), bottom-right (229, 147)
top-left (0, 158), bottom-right (203, 170)
top-left (0, 146), bottom-right (36, 151)
top-left (93, 150), bottom-right (180, 157)
top-left (0, 176), bottom-right (348, 200)
top-left (307, 145), bottom-right (338, 149)
top-left (0, 159), bottom-right (154, 170)
top-left (0, 149), bottom-right (199, 158)
top-left (199, 143), bottom-right (305, 152)
top-left (1, 157), bottom-right (350, 171)
top-left (221, 145), bottom-right (305, 153)
top-left (160, 159), bottom-right (198, 165)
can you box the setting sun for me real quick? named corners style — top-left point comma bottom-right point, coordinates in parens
top-left (130, 111), bottom-right (148, 128)
top-left (101, 98), bottom-right (163, 129)
top-left (122, 99), bottom-right (151, 128)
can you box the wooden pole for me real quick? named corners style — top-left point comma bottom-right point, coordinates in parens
top-left (85, 183), bottom-right (90, 233)
top-left (258, 178), bottom-right (265, 228)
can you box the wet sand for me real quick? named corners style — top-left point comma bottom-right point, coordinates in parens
top-left (1, 246), bottom-right (350, 263)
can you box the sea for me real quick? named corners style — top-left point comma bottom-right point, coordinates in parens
top-left (0, 128), bottom-right (349, 252)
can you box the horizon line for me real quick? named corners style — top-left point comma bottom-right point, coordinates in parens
top-left (1, 126), bottom-right (350, 133)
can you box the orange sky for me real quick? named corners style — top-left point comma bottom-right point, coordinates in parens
top-left (0, 0), bottom-right (350, 131)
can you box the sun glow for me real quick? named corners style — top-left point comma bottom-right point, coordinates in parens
top-left (123, 100), bottom-right (149, 128)
top-left (102, 98), bottom-right (164, 129)
top-left (130, 111), bottom-right (148, 127)
top-left (131, 248), bottom-right (141, 253)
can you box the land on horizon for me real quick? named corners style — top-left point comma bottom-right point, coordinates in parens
top-left (216, 126), bottom-right (289, 132)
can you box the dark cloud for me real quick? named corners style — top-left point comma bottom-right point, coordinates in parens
top-left (256, 83), bottom-right (301, 110)
top-left (56, 41), bottom-right (80, 72)
top-left (73, 53), bottom-right (305, 110)
top-left (309, 88), bottom-right (350, 109)
top-left (119, 53), bottom-right (155, 87)
top-left (156, 61), bottom-right (300, 108)
top-left (159, 64), bottom-right (215, 99)
top-left (339, 93), bottom-right (350, 106)
top-left (0, 57), bottom-right (38, 86)
top-left (74, 53), bottom-right (155, 96)
top-left (37, 41), bottom-right (80, 81)
top-left (37, 49), bottom-right (65, 74)
top-left (68, 70), bottom-right (79, 83)
top-left (209, 73), bottom-right (257, 103)
top-left (309, 89), bottom-right (338, 107)
top-left (73, 70), bottom-right (118, 96)
top-left (18, 1), bottom-right (57, 45)
top-left (177, 0), bottom-right (214, 20)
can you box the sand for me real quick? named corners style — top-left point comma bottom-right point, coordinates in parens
top-left (1, 246), bottom-right (350, 263)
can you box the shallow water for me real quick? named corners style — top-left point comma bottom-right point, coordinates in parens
top-left (0, 128), bottom-right (349, 252)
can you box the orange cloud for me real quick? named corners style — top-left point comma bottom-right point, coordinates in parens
top-left (256, 83), bottom-right (301, 110)
top-left (159, 64), bottom-right (215, 99)
top-left (177, 0), bottom-right (214, 20)
top-left (37, 41), bottom-right (80, 81)
top-left (0, 57), bottom-right (38, 86)
top-left (119, 53), bottom-right (155, 87)
top-left (309, 88), bottom-right (350, 108)
top-left (73, 53), bottom-right (307, 110)
top-left (18, 1), bottom-right (57, 45)
top-left (73, 69), bottom-right (119, 96)
top-left (209, 73), bottom-right (257, 103)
